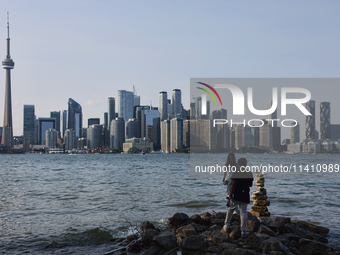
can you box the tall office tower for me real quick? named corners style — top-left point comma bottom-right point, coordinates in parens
top-left (305, 100), bottom-right (315, 139)
top-left (62, 110), bottom-right (67, 137)
top-left (152, 117), bottom-right (161, 150)
top-left (104, 112), bottom-right (109, 147)
top-left (259, 121), bottom-right (273, 149)
top-left (64, 129), bottom-right (76, 150)
top-left (290, 122), bottom-right (300, 143)
top-left (272, 127), bottom-right (281, 152)
top-left (330, 124), bottom-right (340, 140)
top-left (190, 102), bottom-right (196, 119)
top-left (320, 102), bottom-right (330, 139)
top-left (108, 97), bottom-right (115, 129)
top-left (195, 97), bottom-right (202, 120)
top-left (167, 99), bottom-right (172, 119)
top-left (125, 119), bottom-right (138, 139)
top-left (146, 125), bottom-right (153, 141)
top-left (23, 105), bottom-right (35, 145)
top-left (210, 108), bottom-right (227, 120)
top-left (183, 120), bottom-right (190, 148)
top-left (50, 111), bottom-right (61, 132)
top-left (133, 85), bottom-right (140, 106)
top-left (118, 90), bottom-right (133, 122)
top-left (161, 119), bottom-right (170, 152)
top-left (170, 118), bottom-right (183, 152)
top-left (87, 124), bottom-right (102, 149)
top-left (267, 100), bottom-right (278, 127)
top-left (88, 118), bottom-right (100, 127)
top-left (37, 118), bottom-right (56, 145)
top-left (0, 126), bottom-right (2, 143)
top-left (158, 91), bottom-right (167, 121)
top-left (104, 112), bottom-right (108, 130)
top-left (172, 89), bottom-right (182, 118)
top-left (67, 98), bottom-right (82, 138)
top-left (110, 117), bottom-right (125, 150)
top-left (45, 129), bottom-right (57, 149)
top-left (1, 14), bottom-right (15, 151)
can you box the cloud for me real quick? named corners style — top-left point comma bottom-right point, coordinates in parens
top-left (86, 94), bottom-right (104, 107)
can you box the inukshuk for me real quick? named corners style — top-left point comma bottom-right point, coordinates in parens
top-left (250, 168), bottom-right (270, 217)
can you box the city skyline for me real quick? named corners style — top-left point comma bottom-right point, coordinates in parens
top-left (1, 1), bottom-right (340, 136)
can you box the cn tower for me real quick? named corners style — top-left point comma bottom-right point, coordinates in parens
top-left (1, 12), bottom-right (14, 150)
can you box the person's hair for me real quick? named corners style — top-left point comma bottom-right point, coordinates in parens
top-left (238, 157), bottom-right (247, 167)
top-left (226, 152), bottom-right (237, 167)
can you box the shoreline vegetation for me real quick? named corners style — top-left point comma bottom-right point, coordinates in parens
top-left (103, 211), bottom-right (339, 255)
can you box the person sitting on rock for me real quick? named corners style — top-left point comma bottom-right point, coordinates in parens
top-left (223, 157), bottom-right (253, 238)
top-left (222, 152), bottom-right (240, 215)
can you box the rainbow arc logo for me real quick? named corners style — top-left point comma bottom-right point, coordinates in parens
top-left (196, 82), bottom-right (223, 106)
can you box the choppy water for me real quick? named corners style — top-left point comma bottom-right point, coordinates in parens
top-left (0, 153), bottom-right (339, 254)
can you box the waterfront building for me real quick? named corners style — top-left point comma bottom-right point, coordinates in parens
top-left (183, 120), bottom-right (190, 148)
top-left (189, 119), bottom-right (216, 151)
top-left (146, 125), bottom-right (153, 141)
top-left (62, 110), bottom-right (67, 137)
top-left (170, 118), bottom-right (183, 152)
top-left (77, 137), bottom-right (86, 149)
top-left (118, 90), bottom-right (133, 122)
top-left (259, 122), bottom-right (273, 149)
top-left (330, 124), bottom-right (340, 140)
top-left (1, 14), bottom-right (15, 151)
top-left (305, 100), bottom-right (315, 139)
top-left (23, 105), bottom-right (35, 145)
top-left (290, 122), bottom-right (300, 144)
top-left (172, 89), bottom-right (182, 118)
top-left (161, 119), bottom-right (170, 152)
top-left (158, 91), bottom-right (167, 121)
top-left (152, 117), bottom-right (161, 150)
top-left (110, 117), bottom-right (125, 150)
top-left (320, 102), bottom-right (331, 139)
top-left (88, 118), bottom-right (100, 127)
top-left (125, 119), bottom-right (138, 139)
top-left (67, 98), bottom-right (82, 138)
top-left (45, 129), bottom-right (57, 149)
top-left (267, 100), bottom-right (278, 127)
top-left (108, 97), bottom-right (115, 129)
top-left (272, 127), bottom-right (281, 152)
top-left (64, 129), bottom-right (76, 151)
top-left (87, 124), bottom-right (102, 149)
top-left (50, 111), bottom-right (61, 132)
top-left (104, 112), bottom-right (109, 147)
top-left (123, 138), bottom-right (153, 152)
top-left (37, 118), bottom-right (56, 145)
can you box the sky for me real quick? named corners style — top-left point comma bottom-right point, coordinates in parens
top-left (0, 1), bottom-right (340, 138)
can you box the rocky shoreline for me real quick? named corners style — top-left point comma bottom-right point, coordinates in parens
top-left (103, 211), bottom-right (339, 255)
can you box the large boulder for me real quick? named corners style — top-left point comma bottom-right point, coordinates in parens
top-left (141, 229), bottom-right (160, 246)
top-left (169, 213), bottom-right (191, 228)
top-left (153, 231), bottom-right (177, 249)
top-left (126, 240), bottom-right (142, 253)
top-left (176, 224), bottom-right (198, 237)
top-left (190, 214), bottom-right (204, 225)
top-left (229, 225), bottom-right (241, 240)
top-left (258, 224), bottom-right (277, 237)
top-left (298, 238), bottom-right (335, 255)
top-left (211, 230), bottom-right (230, 245)
top-left (246, 218), bottom-right (261, 232)
top-left (245, 233), bottom-right (269, 250)
top-left (140, 221), bottom-right (156, 232)
top-left (181, 235), bottom-right (205, 251)
top-left (221, 247), bottom-right (261, 255)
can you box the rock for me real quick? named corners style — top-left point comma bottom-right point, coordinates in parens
top-left (258, 224), bottom-right (277, 236)
top-left (220, 242), bottom-right (238, 249)
top-left (253, 200), bottom-right (270, 206)
top-left (153, 231), bottom-right (177, 249)
top-left (260, 237), bottom-right (282, 254)
top-left (190, 214), bottom-right (204, 225)
top-left (209, 224), bottom-right (222, 231)
top-left (221, 247), bottom-right (261, 255)
top-left (282, 223), bottom-right (309, 237)
top-left (216, 212), bottom-right (226, 219)
top-left (268, 252), bottom-right (284, 255)
top-left (211, 218), bottom-right (225, 226)
top-left (140, 221), bottom-right (156, 232)
top-left (211, 230), bottom-right (230, 245)
top-left (200, 212), bottom-right (212, 218)
top-left (250, 210), bottom-right (270, 217)
top-left (270, 241), bottom-right (292, 254)
top-left (291, 220), bottom-right (329, 234)
top-left (289, 247), bottom-right (302, 255)
top-left (251, 195), bottom-right (268, 200)
top-left (141, 229), bottom-right (160, 246)
top-left (268, 220), bottom-right (285, 234)
top-left (140, 245), bottom-right (160, 255)
top-left (245, 233), bottom-right (267, 249)
top-left (281, 233), bottom-right (301, 243)
top-left (126, 234), bottom-right (138, 242)
top-left (305, 232), bottom-right (328, 244)
top-left (298, 238), bottom-right (334, 255)
top-left (207, 245), bottom-right (223, 254)
top-left (176, 224), bottom-right (197, 238)
top-left (126, 240), bottom-right (142, 253)
top-left (169, 213), bottom-right (191, 228)
top-left (275, 217), bottom-right (291, 224)
top-left (251, 205), bottom-right (268, 212)
top-left (229, 225), bottom-right (241, 240)
top-left (181, 235), bottom-right (205, 250)
top-left (246, 218), bottom-right (260, 232)
top-left (210, 210), bottom-right (217, 216)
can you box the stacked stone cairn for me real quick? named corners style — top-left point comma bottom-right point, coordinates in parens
top-left (250, 167), bottom-right (270, 217)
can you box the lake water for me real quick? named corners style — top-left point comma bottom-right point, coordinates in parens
top-left (0, 153), bottom-right (339, 254)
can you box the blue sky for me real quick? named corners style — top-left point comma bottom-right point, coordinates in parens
top-left (1, 1), bottom-right (340, 137)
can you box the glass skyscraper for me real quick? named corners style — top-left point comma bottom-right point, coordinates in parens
top-left (67, 98), bottom-right (82, 138)
top-left (118, 90), bottom-right (133, 122)
top-left (50, 111), bottom-right (61, 132)
top-left (23, 105), bottom-right (35, 145)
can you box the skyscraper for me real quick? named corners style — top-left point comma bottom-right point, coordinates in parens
top-left (62, 110), bottom-right (67, 137)
top-left (118, 90), bottom-right (133, 122)
top-left (23, 105), bottom-right (35, 145)
top-left (172, 89), bottom-right (182, 118)
top-left (37, 118), bottom-right (56, 145)
top-left (267, 100), bottom-right (277, 127)
top-left (50, 111), bottom-right (61, 132)
top-left (170, 117), bottom-right (183, 152)
top-left (152, 117), bottom-right (161, 150)
top-left (64, 129), bottom-right (76, 151)
top-left (110, 117), bottom-right (125, 150)
top-left (320, 102), bottom-right (330, 139)
top-left (125, 119), bottom-right (138, 139)
top-left (290, 122), bottom-right (300, 143)
top-left (158, 91), bottom-right (167, 121)
top-left (45, 129), bottom-right (57, 149)
top-left (87, 124), bottom-right (102, 149)
top-left (88, 118), bottom-right (100, 127)
top-left (1, 13), bottom-right (15, 151)
top-left (67, 98), bottom-right (82, 138)
top-left (161, 119), bottom-right (170, 152)
top-left (108, 97), bottom-right (115, 130)
top-left (305, 100), bottom-right (315, 139)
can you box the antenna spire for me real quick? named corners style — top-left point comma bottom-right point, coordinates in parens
top-left (6, 11), bottom-right (9, 39)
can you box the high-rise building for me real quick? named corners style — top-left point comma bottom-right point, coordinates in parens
top-left (259, 122), bottom-right (272, 149)
top-left (152, 117), bottom-right (161, 150)
top-left (50, 111), bottom-right (61, 132)
top-left (23, 105), bottom-right (35, 145)
top-left (1, 14), bottom-right (15, 151)
top-left (87, 124), bottom-right (102, 149)
top-left (45, 129), bottom-right (57, 149)
top-left (110, 117), bottom-right (125, 150)
top-left (290, 122), bottom-right (300, 143)
top-left (64, 129), bottom-right (76, 150)
top-left (104, 112), bottom-right (109, 147)
top-left (125, 119), bottom-right (138, 139)
top-left (158, 91), bottom-right (167, 121)
top-left (62, 110), bottom-right (67, 137)
top-left (167, 99), bottom-right (172, 119)
top-left (330, 124), bottom-right (340, 140)
top-left (272, 127), bottom-right (281, 152)
top-left (170, 118), bottom-right (183, 152)
top-left (183, 120), bottom-right (190, 148)
top-left (118, 90), bottom-right (133, 122)
top-left (267, 100), bottom-right (278, 127)
top-left (161, 119), bottom-right (170, 152)
top-left (88, 118), bottom-right (100, 127)
top-left (172, 89), bottom-right (182, 118)
top-left (145, 125), bottom-right (153, 142)
top-left (133, 85), bottom-right (140, 106)
top-left (320, 102), bottom-right (330, 139)
top-left (37, 118), bottom-right (56, 145)
top-left (67, 98), bottom-right (82, 138)
top-left (108, 97), bottom-right (115, 129)
top-left (305, 100), bottom-right (315, 139)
